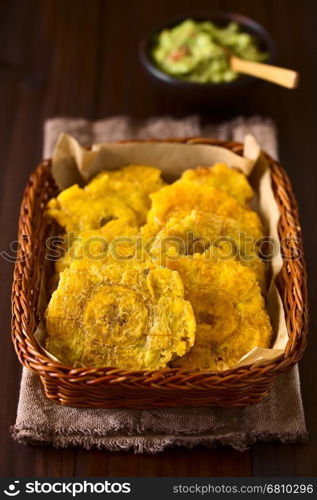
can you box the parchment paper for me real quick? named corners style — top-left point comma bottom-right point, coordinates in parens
top-left (38, 132), bottom-right (288, 369)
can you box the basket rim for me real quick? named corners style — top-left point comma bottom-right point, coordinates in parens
top-left (11, 137), bottom-right (309, 386)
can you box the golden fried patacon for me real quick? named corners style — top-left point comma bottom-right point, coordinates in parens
top-left (46, 165), bottom-right (165, 233)
top-left (45, 256), bottom-right (196, 369)
top-left (85, 165), bottom-right (165, 224)
top-left (148, 210), bottom-right (265, 286)
top-left (55, 219), bottom-right (139, 273)
top-left (180, 163), bottom-right (254, 207)
top-left (87, 165), bottom-right (164, 194)
top-left (46, 184), bottom-right (137, 234)
top-left (168, 252), bottom-right (272, 371)
top-left (146, 181), bottom-right (263, 240)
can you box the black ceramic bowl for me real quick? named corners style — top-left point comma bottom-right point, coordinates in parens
top-left (139, 11), bottom-right (276, 105)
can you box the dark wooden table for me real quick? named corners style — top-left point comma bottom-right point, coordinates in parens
top-left (0, 0), bottom-right (316, 477)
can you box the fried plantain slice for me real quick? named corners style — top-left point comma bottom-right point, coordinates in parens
top-left (46, 184), bottom-right (137, 234)
top-left (168, 252), bottom-right (272, 371)
top-left (146, 181), bottom-right (263, 238)
top-left (85, 165), bottom-right (165, 224)
top-left (180, 163), bottom-right (254, 207)
top-left (55, 219), bottom-right (139, 273)
top-left (46, 165), bottom-right (165, 234)
top-left (148, 209), bottom-right (265, 287)
top-left (45, 256), bottom-right (196, 369)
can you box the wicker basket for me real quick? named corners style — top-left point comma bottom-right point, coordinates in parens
top-left (11, 139), bottom-right (308, 408)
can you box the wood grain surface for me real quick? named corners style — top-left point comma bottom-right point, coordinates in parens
top-left (0, 0), bottom-right (316, 477)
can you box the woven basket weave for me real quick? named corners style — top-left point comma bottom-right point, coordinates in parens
top-left (11, 139), bottom-right (308, 408)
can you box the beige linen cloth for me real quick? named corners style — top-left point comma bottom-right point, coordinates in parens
top-left (12, 116), bottom-right (307, 452)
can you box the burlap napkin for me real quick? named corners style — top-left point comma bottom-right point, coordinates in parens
top-left (12, 116), bottom-right (307, 453)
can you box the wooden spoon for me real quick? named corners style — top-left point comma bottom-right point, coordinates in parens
top-left (229, 54), bottom-right (299, 89)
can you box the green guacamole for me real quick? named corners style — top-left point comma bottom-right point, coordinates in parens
top-left (152, 19), bottom-right (269, 83)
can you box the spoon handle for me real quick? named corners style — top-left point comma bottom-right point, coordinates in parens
top-left (230, 55), bottom-right (299, 89)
